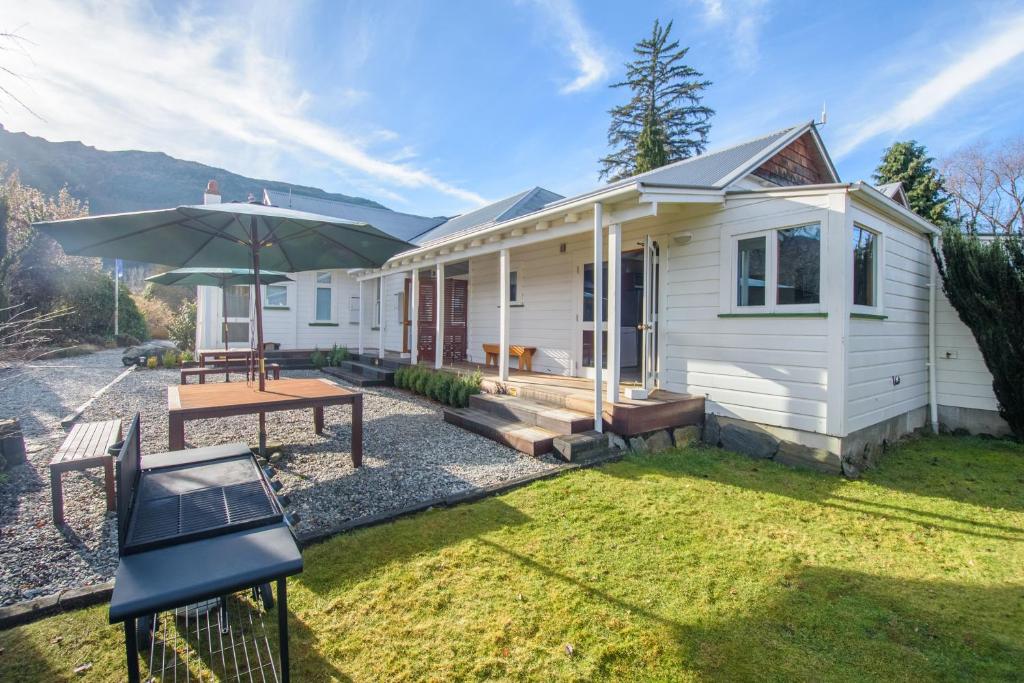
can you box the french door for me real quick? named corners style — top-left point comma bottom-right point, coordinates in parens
top-left (577, 238), bottom-right (658, 388)
top-left (222, 285), bottom-right (251, 347)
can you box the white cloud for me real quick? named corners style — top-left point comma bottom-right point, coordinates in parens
top-left (529, 0), bottom-right (610, 94)
top-left (0, 1), bottom-right (487, 207)
top-left (833, 13), bottom-right (1024, 159)
top-left (695, 0), bottom-right (769, 70)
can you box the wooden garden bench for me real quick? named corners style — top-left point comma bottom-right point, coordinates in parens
top-left (49, 419), bottom-right (122, 527)
top-left (482, 343), bottom-right (537, 372)
top-left (180, 363), bottom-right (281, 384)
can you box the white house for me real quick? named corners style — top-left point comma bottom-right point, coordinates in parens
top-left (195, 121), bottom-right (1010, 474)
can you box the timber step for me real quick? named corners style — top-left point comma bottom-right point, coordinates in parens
top-left (350, 353), bottom-right (409, 372)
top-left (321, 360), bottom-right (394, 387)
top-left (468, 394), bottom-right (591, 434)
top-left (443, 408), bottom-right (557, 457)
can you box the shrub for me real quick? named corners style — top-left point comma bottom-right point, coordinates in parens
top-left (328, 344), bottom-right (349, 367)
top-left (146, 356), bottom-right (158, 369)
top-left (161, 350), bottom-right (178, 368)
top-left (167, 300), bottom-right (197, 351)
top-left (115, 334), bottom-right (141, 347)
top-left (311, 348), bottom-right (326, 369)
top-left (55, 271), bottom-right (148, 343)
top-left (134, 294), bottom-right (174, 339)
top-left (392, 365), bottom-right (485, 408)
top-left (935, 228), bottom-right (1024, 438)
top-left (179, 349), bottom-right (194, 364)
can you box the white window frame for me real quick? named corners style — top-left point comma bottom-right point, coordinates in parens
top-left (728, 221), bottom-right (824, 314)
top-left (264, 283), bottom-right (288, 308)
top-left (314, 271), bottom-right (334, 322)
top-left (509, 270), bottom-right (524, 307)
top-left (851, 222), bottom-right (885, 316)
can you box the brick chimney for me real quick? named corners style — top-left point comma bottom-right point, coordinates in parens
top-left (203, 179), bottom-right (221, 205)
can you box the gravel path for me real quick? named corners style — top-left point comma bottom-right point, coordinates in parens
top-left (0, 364), bottom-right (560, 606)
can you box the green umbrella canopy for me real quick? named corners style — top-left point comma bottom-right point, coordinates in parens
top-left (146, 267), bottom-right (293, 288)
top-left (34, 202), bottom-right (414, 271)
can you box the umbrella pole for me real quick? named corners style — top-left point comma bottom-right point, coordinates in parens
top-left (221, 283), bottom-right (230, 382)
top-left (250, 217), bottom-right (267, 457)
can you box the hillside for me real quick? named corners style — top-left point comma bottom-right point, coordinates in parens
top-left (0, 125), bottom-right (385, 214)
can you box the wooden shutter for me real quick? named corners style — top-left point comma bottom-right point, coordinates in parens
top-left (417, 276), bottom-right (436, 362)
top-left (443, 279), bottom-right (468, 363)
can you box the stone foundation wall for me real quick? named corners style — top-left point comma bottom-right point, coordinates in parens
top-left (702, 406), bottom-right (929, 478)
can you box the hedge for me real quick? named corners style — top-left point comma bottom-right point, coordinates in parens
top-left (393, 365), bottom-right (483, 408)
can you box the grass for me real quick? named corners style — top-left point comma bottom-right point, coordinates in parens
top-left (2, 435), bottom-right (1023, 681)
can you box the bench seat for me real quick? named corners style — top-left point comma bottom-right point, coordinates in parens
top-left (50, 419), bottom-right (122, 526)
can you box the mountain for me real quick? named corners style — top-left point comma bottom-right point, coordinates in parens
top-left (0, 125), bottom-right (385, 214)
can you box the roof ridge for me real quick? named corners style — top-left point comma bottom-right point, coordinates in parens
top-left (610, 121), bottom-right (811, 187)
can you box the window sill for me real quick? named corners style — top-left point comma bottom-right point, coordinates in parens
top-left (850, 312), bottom-right (888, 320)
top-left (718, 312), bottom-right (828, 319)
top-left (309, 322), bottom-right (339, 327)
top-left (264, 306), bottom-right (289, 311)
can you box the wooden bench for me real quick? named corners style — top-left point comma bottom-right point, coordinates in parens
top-left (482, 343), bottom-right (537, 372)
top-left (180, 363), bottom-right (281, 384)
top-left (50, 419), bottom-right (122, 526)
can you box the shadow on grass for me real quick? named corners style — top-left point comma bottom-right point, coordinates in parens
top-left (478, 538), bottom-right (1024, 681)
top-left (601, 440), bottom-right (1024, 541)
top-left (0, 626), bottom-right (64, 681)
top-left (298, 497), bottom-right (533, 595)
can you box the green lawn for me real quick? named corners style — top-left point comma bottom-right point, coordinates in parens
top-left (2, 435), bottom-right (1023, 681)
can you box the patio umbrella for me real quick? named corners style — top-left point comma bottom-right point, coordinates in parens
top-left (146, 267), bottom-right (293, 351)
top-left (37, 200), bottom-right (414, 451)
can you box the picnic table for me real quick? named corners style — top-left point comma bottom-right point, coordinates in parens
top-left (167, 378), bottom-right (363, 466)
top-left (197, 348), bottom-right (254, 367)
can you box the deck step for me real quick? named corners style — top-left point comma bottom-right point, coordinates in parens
top-left (350, 353), bottom-right (409, 371)
top-left (321, 362), bottom-right (393, 387)
top-left (468, 394), bottom-right (591, 434)
top-left (443, 408), bottom-right (556, 457)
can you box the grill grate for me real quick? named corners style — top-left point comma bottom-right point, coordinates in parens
top-left (128, 481), bottom-right (278, 550)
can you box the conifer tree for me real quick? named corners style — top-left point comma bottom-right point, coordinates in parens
top-left (599, 20), bottom-right (713, 181)
top-left (874, 141), bottom-right (951, 225)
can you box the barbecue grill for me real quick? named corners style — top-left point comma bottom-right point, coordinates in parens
top-left (109, 414), bottom-right (303, 683)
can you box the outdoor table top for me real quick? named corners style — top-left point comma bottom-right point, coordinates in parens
top-left (109, 523), bottom-right (303, 623)
top-left (168, 377), bottom-right (358, 414)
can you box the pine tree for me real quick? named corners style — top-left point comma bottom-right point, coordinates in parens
top-left (599, 20), bottom-right (713, 181)
top-left (874, 141), bottom-right (951, 225)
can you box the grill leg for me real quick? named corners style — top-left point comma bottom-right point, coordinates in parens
top-left (124, 619), bottom-right (140, 683)
top-left (278, 578), bottom-right (290, 683)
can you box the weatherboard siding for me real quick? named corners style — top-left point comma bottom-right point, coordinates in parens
top-left (844, 201), bottom-right (930, 434)
top-left (935, 288), bottom-right (998, 412)
top-left (659, 194), bottom-right (834, 435)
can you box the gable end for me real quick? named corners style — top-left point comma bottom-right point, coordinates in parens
top-left (751, 131), bottom-right (833, 187)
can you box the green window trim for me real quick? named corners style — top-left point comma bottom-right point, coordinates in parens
top-left (850, 312), bottom-right (888, 320)
top-left (718, 312), bottom-right (828, 319)
top-left (308, 321), bottom-right (339, 327)
top-left (263, 306), bottom-right (290, 311)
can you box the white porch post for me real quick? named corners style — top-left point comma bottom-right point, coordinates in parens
top-left (357, 279), bottom-right (365, 355)
top-left (410, 268), bottom-right (419, 365)
top-left (435, 263), bottom-right (445, 369)
top-left (592, 203), bottom-right (604, 432)
top-left (606, 223), bottom-right (621, 405)
top-left (377, 275), bottom-right (384, 360)
top-left (498, 248), bottom-right (510, 381)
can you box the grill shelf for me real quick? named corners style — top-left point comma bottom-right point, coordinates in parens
top-left (143, 589), bottom-right (280, 682)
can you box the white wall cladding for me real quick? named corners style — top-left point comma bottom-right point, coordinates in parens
top-left (844, 201), bottom-right (931, 434)
top-left (934, 288), bottom-right (998, 412)
top-left (662, 193), bottom-right (834, 434)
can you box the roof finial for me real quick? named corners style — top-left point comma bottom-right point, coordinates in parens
top-left (818, 102), bottom-right (828, 126)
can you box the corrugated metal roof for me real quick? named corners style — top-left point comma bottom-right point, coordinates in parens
top-left (263, 189), bottom-right (445, 242)
top-left (604, 124), bottom-right (803, 190)
top-left (413, 187), bottom-right (565, 245)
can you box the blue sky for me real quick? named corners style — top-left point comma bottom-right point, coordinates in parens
top-left (3, 0), bottom-right (1024, 216)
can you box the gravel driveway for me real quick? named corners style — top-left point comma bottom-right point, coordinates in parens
top-left (0, 362), bottom-right (559, 606)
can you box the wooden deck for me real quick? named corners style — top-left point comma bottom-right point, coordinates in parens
top-left (440, 362), bottom-right (704, 436)
top-left (167, 378), bottom-right (363, 464)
